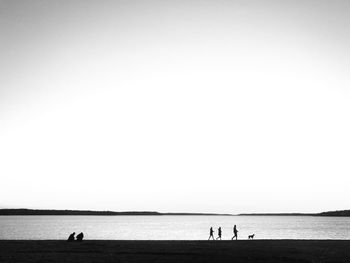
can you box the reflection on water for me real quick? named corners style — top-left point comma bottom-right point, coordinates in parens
top-left (1, 215), bottom-right (350, 240)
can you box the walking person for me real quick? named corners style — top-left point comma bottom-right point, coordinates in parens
top-left (216, 227), bottom-right (222, 240)
top-left (208, 227), bottom-right (215, 240)
top-left (231, 225), bottom-right (238, 240)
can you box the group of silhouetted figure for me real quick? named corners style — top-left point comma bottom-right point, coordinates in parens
top-left (66, 226), bottom-right (252, 241)
top-left (209, 225), bottom-right (243, 240)
top-left (67, 232), bottom-right (84, 242)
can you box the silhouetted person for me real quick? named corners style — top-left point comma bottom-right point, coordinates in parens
top-left (216, 227), bottom-right (222, 240)
top-left (76, 232), bottom-right (84, 241)
top-left (67, 232), bottom-right (75, 241)
top-left (208, 227), bottom-right (215, 240)
top-left (231, 225), bottom-right (238, 240)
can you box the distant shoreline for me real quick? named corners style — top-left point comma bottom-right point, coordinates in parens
top-left (238, 213), bottom-right (316, 216)
top-left (1, 208), bottom-right (349, 216)
top-left (0, 209), bottom-right (233, 216)
top-left (239, 210), bottom-right (350, 217)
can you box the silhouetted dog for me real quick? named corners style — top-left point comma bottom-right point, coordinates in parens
top-left (248, 234), bottom-right (255, 239)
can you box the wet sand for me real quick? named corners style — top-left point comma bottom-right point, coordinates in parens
top-left (1, 240), bottom-right (350, 262)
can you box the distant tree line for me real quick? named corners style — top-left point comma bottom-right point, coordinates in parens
top-left (0, 209), bottom-right (233, 216)
top-left (0, 209), bottom-right (161, 216)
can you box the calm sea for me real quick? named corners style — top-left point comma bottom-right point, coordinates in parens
top-left (0, 215), bottom-right (349, 240)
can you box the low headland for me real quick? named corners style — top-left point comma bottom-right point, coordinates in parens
top-left (239, 209), bottom-right (350, 216)
top-left (0, 209), bottom-right (232, 216)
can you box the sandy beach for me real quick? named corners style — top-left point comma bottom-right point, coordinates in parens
top-left (1, 240), bottom-right (349, 262)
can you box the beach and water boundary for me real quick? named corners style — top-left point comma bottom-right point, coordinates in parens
top-left (1, 240), bottom-right (350, 263)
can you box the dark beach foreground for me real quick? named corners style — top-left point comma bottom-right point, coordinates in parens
top-left (1, 240), bottom-right (350, 263)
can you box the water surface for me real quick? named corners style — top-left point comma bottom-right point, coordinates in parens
top-left (1, 215), bottom-right (349, 240)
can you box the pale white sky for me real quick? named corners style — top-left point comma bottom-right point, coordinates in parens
top-left (1, 0), bottom-right (350, 213)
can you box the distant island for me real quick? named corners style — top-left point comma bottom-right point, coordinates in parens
top-left (317, 210), bottom-right (350, 217)
top-left (0, 209), bottom-right (232, 216)
top-left (239, 210), bottom-right (350, 217)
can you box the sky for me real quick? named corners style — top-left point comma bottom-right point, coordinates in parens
top-left (1, 0), bottom-right (350, 214)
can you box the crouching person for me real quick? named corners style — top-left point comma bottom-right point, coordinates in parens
top-left (67, 232), bottom-right (75, 242)
top-left (76, 232), bottom-right (84, 241)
